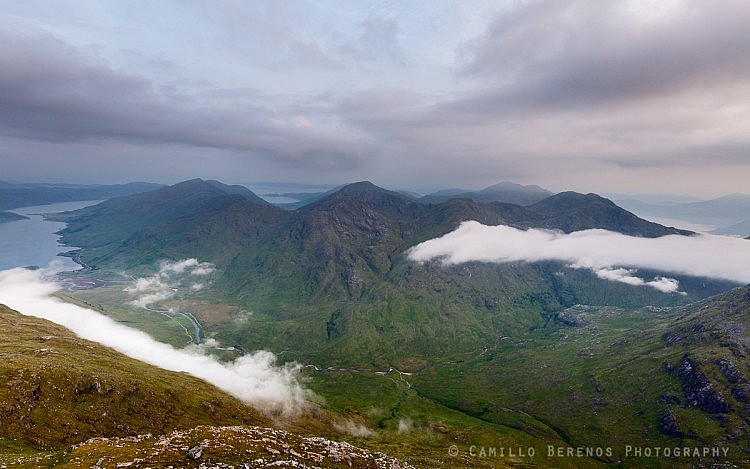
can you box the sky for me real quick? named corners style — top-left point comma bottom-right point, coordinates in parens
top-left (1, 0), bottom-right (749, 196)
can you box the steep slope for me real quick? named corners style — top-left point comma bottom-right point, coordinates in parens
top-left (0, 304), bottom-right (267, 450)
top-left (409, 285), bottom-right (750, 468)
top-left (55, 179), bottom-right (284, 268)
top-left (0, 304), bottom-right (427, 468)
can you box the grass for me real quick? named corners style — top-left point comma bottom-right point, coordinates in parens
top-left (0, 304), bottom-right (268, 461)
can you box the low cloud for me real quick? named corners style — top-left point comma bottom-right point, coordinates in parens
top-left (407, 221), bottom-right (750, 292)
top-left (592, 267), bottom-right (682, 294)
top-left (0, 267), bottom-right (310, 416)
top-left (333, 419), bottom-right (375, 437)
top-left (124, 259), bottom-right (215, 308)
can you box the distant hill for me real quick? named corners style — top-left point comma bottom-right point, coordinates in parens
top-left (421, 181), bottom-right (553, 205)
top-left (205, 179), bottom-right (270, 206)
top-left (711, 218), bottom-right (750, 237)
top-left (0, 181), bottom-right (163, 211)
top-left (0, 211), bottom-right (28, 224)
top-left (616, 193), bottom-right (750, 228)
top-left (527, 191), bottom-right (692, 237)
top-left (52, 179), bottom-right (286, 268)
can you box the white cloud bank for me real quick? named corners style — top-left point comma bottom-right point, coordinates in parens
top-left (407, 221), bottom-right (750, 293)
top-left (0, 266), bottom-right (309, 416)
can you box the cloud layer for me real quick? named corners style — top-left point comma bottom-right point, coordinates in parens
top-left (0, 266), bottom-right (309, 416)
top-left (1, 1), bottom-right (750, 194)
top-left (407, 221), bottom-right (750, 292)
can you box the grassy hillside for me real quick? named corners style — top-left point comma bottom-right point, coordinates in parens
top-left (0, 304), bottom-right (267, 455)
top-left (0, 303), bottom-right (600, 468)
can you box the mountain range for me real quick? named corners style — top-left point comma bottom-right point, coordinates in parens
top-left (7, 178), bottom-right (749, 467)
top-left (420, 181), bottom-right (553, 205)
top-left (614, 193), bottom-right (750, 235)
top-left (0, 181), bottom-right (163, 211)
top-left (53, 179), bottom-right (705, 366)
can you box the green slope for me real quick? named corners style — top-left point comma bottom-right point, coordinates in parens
top-left (0, 303), bottom-right (269, 463)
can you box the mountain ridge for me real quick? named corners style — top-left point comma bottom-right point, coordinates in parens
top-left (0, 181), bottom-right (162, 211)
top-left (421, 180), bottom-right (553, 206)
top-left (54, 179), bottom-right (722, 372)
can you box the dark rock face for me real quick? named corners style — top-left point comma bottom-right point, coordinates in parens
top-left (676, 356), bottom-right (729, 414)
top-left (658, 411), bottom-right (684, 438)
top-left (716, 359), bottom-right (745, 384)
top-left (731, 384), bottom-right (750, 403)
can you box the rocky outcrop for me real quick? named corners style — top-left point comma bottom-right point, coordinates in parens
top-left (65, 425), bottom-right (414, 468)
top-left (676, 356), bottom-right (729, 414)
top-left (658, 411), bottom-right (683, 438)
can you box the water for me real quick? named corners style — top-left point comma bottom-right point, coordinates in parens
top-left (0, 200), bottom-right (101, 271)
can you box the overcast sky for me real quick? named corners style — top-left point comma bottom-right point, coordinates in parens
top-left (1, 0), bottom-right (749, 196)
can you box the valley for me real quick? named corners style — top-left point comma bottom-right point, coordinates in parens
top-left (1, 178), bottom-right (742, 467)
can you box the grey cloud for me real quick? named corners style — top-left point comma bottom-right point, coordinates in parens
top-left (0, 25), bottom-right (370, 172)
top-left (197, 1), bottom-right (343, 70)
top-left (458, 0), bottom-right (750, 112)
top-left (348, 16), bottom-right (406, 65)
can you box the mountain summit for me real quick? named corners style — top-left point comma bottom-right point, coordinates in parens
top-left (528, 191), bottom-right (692, 236)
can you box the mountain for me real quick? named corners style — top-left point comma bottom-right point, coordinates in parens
top-left (616, 193), bottom-right (750, 228)
top-left (421, 181), bottom-right (553, 205)
top-left (51, 178), bottom-right (284, 267)
top-left (56, 180), bottom-right (720, 370)
top-left (0, 211), bottom-right (28, 224)
top-left (49, 179), bottom-right (750, 467)
top-left (527, 192), bottom-right (692, 236)
top-left (205, 179), bottom-right (271, 206)
top-left (711, 218), bottom-right (750, 237)
top-left (0, 181), bottom-right (162, 211)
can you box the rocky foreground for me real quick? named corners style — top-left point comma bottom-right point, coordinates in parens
top-left (12, 425), bottom-right (414, 468)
